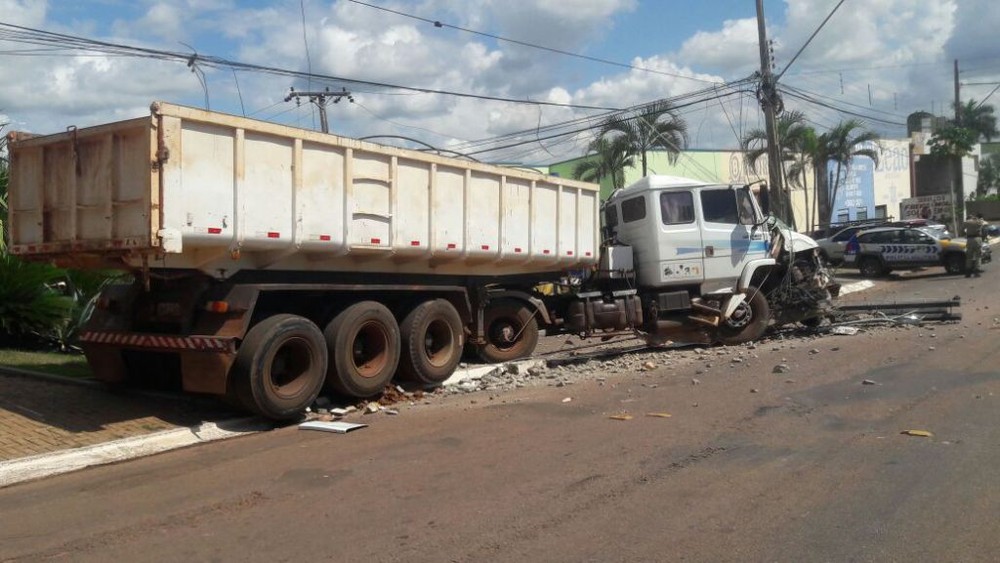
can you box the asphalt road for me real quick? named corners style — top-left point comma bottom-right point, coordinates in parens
top-left (1, 268), bottom-right (997, 563)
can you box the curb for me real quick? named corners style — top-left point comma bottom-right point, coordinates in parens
top-left (0, 417), bottom-right (270, 489)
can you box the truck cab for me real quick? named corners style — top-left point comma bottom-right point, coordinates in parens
top-left (603, 176), bottom-right (771, 293)
top-left (594, 175), bottom-right (832, 345)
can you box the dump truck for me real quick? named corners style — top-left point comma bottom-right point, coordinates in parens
top-left (7, 102), bottom-right (837, 419)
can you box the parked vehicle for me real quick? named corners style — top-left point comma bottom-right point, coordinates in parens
top-left (890, 218), bottom-right (951, 239)
top-left (815, 222), bottom-right (888, 264)
top-left (843, 226), bottom-right (989, 278)
top-left (7, 103), bottom-right (837, 419)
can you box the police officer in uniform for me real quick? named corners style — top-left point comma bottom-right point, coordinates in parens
top-left (963, 213), bottom-right (988, 277)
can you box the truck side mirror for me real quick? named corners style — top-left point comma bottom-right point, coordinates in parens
top-left (757, 183), bottom-right (770, 215)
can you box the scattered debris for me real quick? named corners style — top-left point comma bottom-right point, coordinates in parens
top-left (562, 397), bottom-right (573, 403)
top-left (646, 412), bottom-right (672, 418)
top-left (299, 421), bottom-right (367, 433)
top-left (383, 409), bottom-right (399, 416)
top-left (691, 378), bottom-right (701, 385)
top-left (862, 379), bottom-right (879, 386)
top-left (830, 326), bottom-right (860, 335)
top-left (901, 430), bottom-right (933, 438)
top-left (608, 414), bottom-right (633, 421)
top-left (642, 361), bottom-right (657, 371)
top-left (750, 388), bottom-right (759, 393)
top-left (365, 402), bottom-right (380, 414)
top-left (773, 364), bottom-right (791, 374)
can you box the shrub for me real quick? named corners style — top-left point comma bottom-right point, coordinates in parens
top-left (0, 254), bottom-right (73, 345)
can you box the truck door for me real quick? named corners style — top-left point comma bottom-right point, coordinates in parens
top-left (655, 189), bottom-right (704, 284)
top-left (698, 187), bottom-right (767, 287)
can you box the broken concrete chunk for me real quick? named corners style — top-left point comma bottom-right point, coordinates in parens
top-left (830, 326), bottom-right (859, 335)
top-left (773, 364), bottom-right (791, 374)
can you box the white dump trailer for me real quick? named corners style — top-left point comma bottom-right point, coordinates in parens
top-left (7, 103), bottom-right (601, 418)
top-left (7, 103), bottom-right (837, 419)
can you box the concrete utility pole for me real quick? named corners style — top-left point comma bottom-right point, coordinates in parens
top-left (953, 59), bottom-right (964, 230)
top-left (284, 87), bottom-right (353, 134)
top-left (755, 0), bottom-right (787, 224)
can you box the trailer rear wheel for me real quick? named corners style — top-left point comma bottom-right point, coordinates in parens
top-left (717, 288), bottom-right (770, 345)
top-left (399, 299), bottom-right (464, 385)
top-left (232, 314), bottom-right (327, 420)
top-left (324, 301), bottom-right (400, 398)
top-left (477, 299), bottom-right (539, 363)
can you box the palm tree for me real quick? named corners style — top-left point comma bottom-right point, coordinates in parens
top-left (598, 100), bottom-right (689, 176)
top-left (954, 99), bottom-right (998, 141)
top-left (741, 110), bottom-right (815, 226)
top-left (817, 119), bottom-right (881, 226)
top-left (572, 135), bottom-right (635, 192)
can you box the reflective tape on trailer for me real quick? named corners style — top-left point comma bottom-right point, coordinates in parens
top-left (79, 331), bottom-right (236, 353)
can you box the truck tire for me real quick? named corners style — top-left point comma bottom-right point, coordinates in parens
top-left (858, 256), bottom-right (884, 278)
top-left (399, 299), bottom-right (464, 385)
top-left (944, 253), bottom-right (965, 274)
top-left (477, 299), bottom-right (539, 363)
top-left (231, 314), bottom-right (327, 420)
top-left (324, 301), bottom-right (400, 398)
top-left (717, 287), bottom-right (770, 345)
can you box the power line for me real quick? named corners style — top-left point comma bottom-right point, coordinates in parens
top-left (0, 21), bottom-right (619, 112)
top-left (776, 0), bottom-right (847, 81)
top-left (781, 83), bottom-right (906, 119)
top-left (779, 86), bottom-right (906, 127)
top-left (344, 0), bottom-right (723, 86)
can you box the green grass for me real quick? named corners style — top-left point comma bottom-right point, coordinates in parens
top-left (0, 348), bottom-right (93, 379)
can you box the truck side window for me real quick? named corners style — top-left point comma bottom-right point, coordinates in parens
top-left (621, 196), bottom-right (647, 223)
top-left (660, 191), bottom-right (694, 225)
top-left (736, 189), bottom-right (757, 225)
top-left (701, 189), bottom-right (738, 224)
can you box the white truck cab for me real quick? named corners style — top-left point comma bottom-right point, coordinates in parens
top-left (598, 176), bottom-right (832, 344)
top-left (605, 176), bottom-right (771, 290)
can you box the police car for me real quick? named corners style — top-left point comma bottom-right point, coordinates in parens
top-left (843, 226), bottom-right (989, 278)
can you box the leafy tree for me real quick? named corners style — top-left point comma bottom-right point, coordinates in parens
top-left (954, 99), bottom-right (998, 142)
top-left (597, 100), bottom-right (689, 177)
top-left (572, 135), bottom-right (635, 192)
top-left (929, 124), bottom-right (978, 229)
top-left (976, 153), bottom-right (1000, 198)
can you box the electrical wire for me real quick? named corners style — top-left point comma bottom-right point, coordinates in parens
top-left (0, 21), bottom-right (619, 112)
top-left (344, 0), bottom-right (723, 86)
top-left (775, 0), bottom-right (848, 81)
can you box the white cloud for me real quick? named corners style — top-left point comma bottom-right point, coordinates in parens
top-left (678, 18), bottom-right (760, 76)
top-left (3, 0), bottom-right (999, 164)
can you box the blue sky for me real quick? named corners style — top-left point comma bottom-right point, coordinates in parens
top-left (2, 1), bottom-right (998, 163)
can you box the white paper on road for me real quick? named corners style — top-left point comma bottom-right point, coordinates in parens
top-left (299, 421), bottom-right (368, 433)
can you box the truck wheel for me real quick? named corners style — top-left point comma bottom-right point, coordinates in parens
top-left (717, 288), bottom-right (770, 345)
top-left (399, 299), bottom-right (464, 385)
top-left (944, 253), bottom-right (965, 274)
top-left (477, 299), bottom-right (539, 363)
top-left (858, 257), bottom-right (884, 278)
top-left (232, 314), bottom-right (327, 420)
top-left (324, 301), bottom-right (400, 398)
